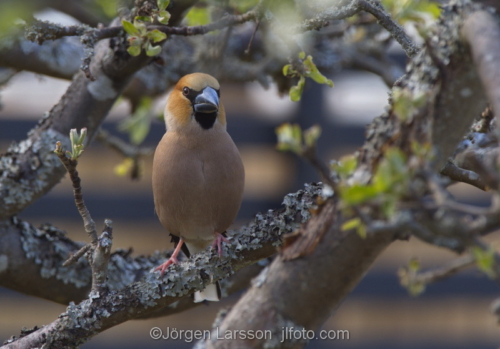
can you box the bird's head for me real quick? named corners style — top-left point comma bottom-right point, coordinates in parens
top-left (165, 73), bottom-right (225, 131)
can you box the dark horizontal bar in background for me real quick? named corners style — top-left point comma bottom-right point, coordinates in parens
top-left (0, 117), bottom-right (367, 148)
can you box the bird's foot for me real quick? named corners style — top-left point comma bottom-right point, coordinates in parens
top-left (154, 239), bottom-right (184, 276)
top-left (154, 256), bottom-right (179, 276)
top-left (211, 232), bottom-right (230, 258)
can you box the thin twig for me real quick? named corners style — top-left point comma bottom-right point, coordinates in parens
top-left (96, 129), bottom-right (153, 159)
top-left (358, 0), bottom-right (420, 57)
top-left (426, 170), bottom-right (492, 215)
top-left (245, 19), bottom-right (260, 55)
top-left (413, 255), bottom-right (475, 285)
top-left (54, 142), bottom-right (97, 244)
top-left (55, 141), bottom-right (113, 292)
top-left (62, 244), bottom-right (92, 267)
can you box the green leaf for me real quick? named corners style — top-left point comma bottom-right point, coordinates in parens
top-left (158, 10), bottom-right (171, 24)
top-left (135, 15), bottom-right (153, 23)
top-left (185, 6), bottom-right (210, 26)
top-left (332, 155), bottom-right (358, 179)
top-left (340, 184), bottom-right (379, 205)
top-left (157, 0), bottom-right (170, 11)
top-left (298, 51), bottom-right (306, 60)
top-left (356, 224), bottom-right (367, 239)
top-left (147, 29), bottom-right (167, 43)
top-left (373, 147), bottom-right (408, 194)
top-left (398, 258), bottom-right (425, 297)
top-left (304, 125), bottom-right (321, 148)
top-left (127, 45), bottom-right (141, 56)
top-left (471, 246), bottom-right (496, 279)
top-left (122, 20), bottom-right (139, 35)
top-left (276, 123), bottom-right (302, 154)
top-left (289, 76), bottom-right (305, 102)
top-left (133, 19), bottom-right (147, 34)
top-left (341, 217), bottom-right (367, 239)
top-left (282, 64), bottom-right (292, 77)
top-left (146, 42), bottom-right (162, 56)
top-left (341, 217), bottom-right (361, 231)
top-left (303, 55), bottom-right (333, 87)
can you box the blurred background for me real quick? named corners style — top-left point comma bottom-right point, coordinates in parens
top-left (1, 6), bottom-right (500, 349)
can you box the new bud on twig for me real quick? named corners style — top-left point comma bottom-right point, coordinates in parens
top-left (69, 128), bottom-right (87, 160)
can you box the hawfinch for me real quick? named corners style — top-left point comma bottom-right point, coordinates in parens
top-left (152, 73), bottom-right (245, 302)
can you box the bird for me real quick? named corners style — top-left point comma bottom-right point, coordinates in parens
top-left (152, 72), bottom-right (245, 302)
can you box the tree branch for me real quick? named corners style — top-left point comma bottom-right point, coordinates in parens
top-left (441, 162), bottom-right (487, 190)
top-left (203, 200), bottom-right (395, 348)
top-left (0, 184), bottom-right (321, 305)
top-left (461, 9), bottom-right (500, 130)
top-left (358, 0), bottom-right (420, 57)
top-left (1, 185), bottom-right (323, 349)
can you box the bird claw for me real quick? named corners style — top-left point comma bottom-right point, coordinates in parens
top-left (211, 232), bottom-right (230, 258)
top-left (154, 255), bottom-right (179, 276)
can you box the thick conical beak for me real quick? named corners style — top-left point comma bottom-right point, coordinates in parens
top-left (194, 87), bottom-right (219, 113)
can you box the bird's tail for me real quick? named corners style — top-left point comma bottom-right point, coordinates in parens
top-left (194, 282), bottom-right (221, 303)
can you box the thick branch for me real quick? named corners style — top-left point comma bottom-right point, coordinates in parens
top-left (461, 10), bottom-right (500, 125)
top-left (1, 186), bottom-right (322, 349)
top-left (0, 184), bottom-right (320, 306)
top-left (205, 200), bottom-right (395, 349)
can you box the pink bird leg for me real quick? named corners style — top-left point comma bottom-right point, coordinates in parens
top-left (211, 232), bottom-right (230, 257)
top-left (155, 239), bottom-right (184, 276)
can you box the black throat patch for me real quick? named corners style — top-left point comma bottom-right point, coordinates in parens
top-left (194, 112), bottom-right (217, 130)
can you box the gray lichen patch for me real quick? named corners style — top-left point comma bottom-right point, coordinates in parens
top-left (0, 128), bottom-right (70, 219)
top-left (19, 38), bottom-right (83, 76)
top-left (229, 182), bottom-right (323, 254)
top-left (15, 217), bottom-right (91, 288)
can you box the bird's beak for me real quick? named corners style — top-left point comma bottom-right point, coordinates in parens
top-left (194, 87), bottom-right (219, 113)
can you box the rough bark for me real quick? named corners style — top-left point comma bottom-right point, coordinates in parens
top-left (206, 201), bottom-right (394, 349)
top-left (0, 185), bottom-right (320, 306)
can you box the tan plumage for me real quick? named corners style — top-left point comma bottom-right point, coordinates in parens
top-left (152, 73), bottom-right (245, 302)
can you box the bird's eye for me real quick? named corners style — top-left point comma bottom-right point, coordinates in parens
top-left (182, 87), bottom-right (190, 96)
